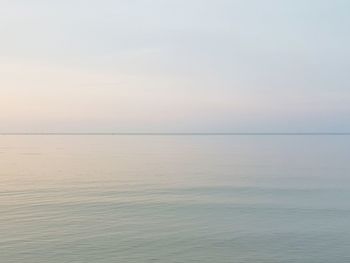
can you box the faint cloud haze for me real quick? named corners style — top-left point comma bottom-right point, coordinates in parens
top-left (1, 0), bottom-right (349, 132)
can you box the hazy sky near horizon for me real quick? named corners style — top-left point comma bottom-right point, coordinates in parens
top-left (1, 0), bottom-right (349, 132)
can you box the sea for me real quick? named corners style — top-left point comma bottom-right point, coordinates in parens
top-left (1, 135), bottom-right (350, 263)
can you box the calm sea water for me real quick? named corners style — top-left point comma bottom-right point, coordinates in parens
top-left (1, 135), bottom-right (350, 263)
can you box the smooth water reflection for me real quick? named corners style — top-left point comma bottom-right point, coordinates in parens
top-left (1, 135), bottom-right (350, 262)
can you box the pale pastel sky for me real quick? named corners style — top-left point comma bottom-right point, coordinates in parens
top-left (1, 0), bottom-right (349, 132)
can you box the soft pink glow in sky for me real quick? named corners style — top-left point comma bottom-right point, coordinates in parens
top-left (1, 0), bottom-right (349, 132)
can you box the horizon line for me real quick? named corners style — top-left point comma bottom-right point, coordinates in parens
top-left (1, 132), bottom-right (350, 136)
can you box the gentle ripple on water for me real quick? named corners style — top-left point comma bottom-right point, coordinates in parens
top-left (1, 135), bottom-right (350, 262)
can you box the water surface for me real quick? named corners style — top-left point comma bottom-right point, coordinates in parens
top-left (1, 135), bottom-right (350, 262)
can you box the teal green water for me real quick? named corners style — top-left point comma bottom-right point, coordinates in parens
top-left (1, 135), bottom-right (350, 262)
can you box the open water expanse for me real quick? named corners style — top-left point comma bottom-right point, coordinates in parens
top-left (1, 135), bottom-right (350, 262)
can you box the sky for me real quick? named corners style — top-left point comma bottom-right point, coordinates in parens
top-left (1, 0), bottom-right (349, 133)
